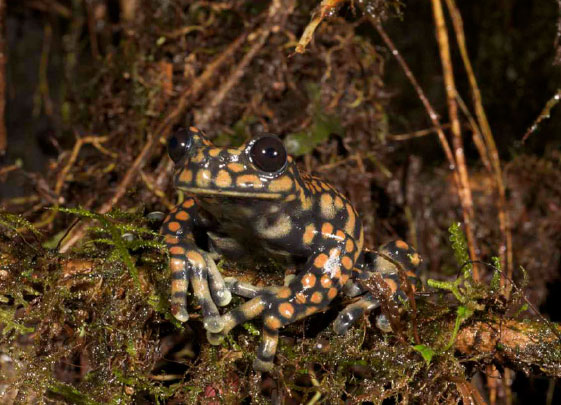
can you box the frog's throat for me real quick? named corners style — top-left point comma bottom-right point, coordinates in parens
top-left (179, 187), bottom-right (282, 199)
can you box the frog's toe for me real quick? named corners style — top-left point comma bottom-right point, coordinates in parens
top-left (253, 357), bottom-right (274, 373)
top-left (204, 315), bottom-right (225, 333)
top-left (376, 314), bottom-right (392, 332)
top-left (206, 330), bottom-right (225, 345)
top-left (333, 310), bottom-right (357, 335)
top-left (171, 304), bottom-right (189, 323)
top-left (213, 288), bottom-right (232, 307)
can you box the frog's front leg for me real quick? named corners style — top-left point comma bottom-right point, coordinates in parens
top-left (208, 233), bottom-right (359, 372)
top-left (162, 198), bottom-right (232, 332)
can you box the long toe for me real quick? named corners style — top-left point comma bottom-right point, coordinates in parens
top-left (204, 315), bottom-right (225, 333)
top-left (206, 331), bottom-right (225, 346)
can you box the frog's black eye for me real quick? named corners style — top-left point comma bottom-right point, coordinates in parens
top-left (168, 129), bottom-right (194, 163)
top-left (250, 135), bottom-right (287, 173)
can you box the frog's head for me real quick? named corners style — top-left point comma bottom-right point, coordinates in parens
top-left (167, 127), bottom-right (302, 199)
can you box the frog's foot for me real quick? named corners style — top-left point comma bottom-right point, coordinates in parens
top-left (333, 293), bottom-right (380, 335)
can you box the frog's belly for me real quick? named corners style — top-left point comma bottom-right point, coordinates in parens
top-left (206, 228), bottom-right (298, 265)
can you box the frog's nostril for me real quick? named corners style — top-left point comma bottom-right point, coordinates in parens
top-left (168, 128), bottom-right (194, 163)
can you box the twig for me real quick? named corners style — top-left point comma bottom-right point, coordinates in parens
top-left (431, 0), bottom-right (479, 280)
top-left (521, 89), bottom-right (561, 144)
top-left (388, 123), bottom-right (451, 141)
top-left (444, 0), bottom-right (513, 286)
top-left (295, 0), bottom-right (345, 54)
top-left (0, 0), bottom-right (5, 155)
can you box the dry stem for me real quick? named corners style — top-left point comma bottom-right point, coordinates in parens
top-left (0, 0), bottom-right (7, 155)
top-left (444, 0), bottom-right (513, 290)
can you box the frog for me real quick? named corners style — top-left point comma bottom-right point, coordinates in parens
top-left (161, 126), bottom-right (422, 372)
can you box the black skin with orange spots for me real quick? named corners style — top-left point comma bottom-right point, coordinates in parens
top-left (161, 127), bottom-right (422, 372)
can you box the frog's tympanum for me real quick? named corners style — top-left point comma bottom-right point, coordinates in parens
top-left (161, 127), bottom-right (421, 372)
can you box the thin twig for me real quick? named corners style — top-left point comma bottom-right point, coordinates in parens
top-left (521, 89), bottom-right (561, 143)
top-left (388, 123), bottom-right (451, 141)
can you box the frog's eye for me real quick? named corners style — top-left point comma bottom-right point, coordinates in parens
top-left (250, 135), bottom-right (287, 173)
top-left (168, 129), bottom-right (194, 163)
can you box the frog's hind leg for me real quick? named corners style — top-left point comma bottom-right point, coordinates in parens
top-left (333, 293), bottom-right (380, 335)
top-left (333, 240), bottom-right (421, 335)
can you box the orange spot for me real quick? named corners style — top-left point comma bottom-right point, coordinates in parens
top-left (313, 254), bottom-right (328, 269)
top-left (186, 251), bottom-right (205, 267)
top-left (295, 292), bottom-right (307, 304)
top-left (269, 177), bottom-right (293, 192)
top-left (300, 190), bottom-right (312, 210)
top-left (321, 222), bottom-right (334, 237)
top-left (192, 151), bottom-right (205, 163)
top-left (335, 230), bottom-right (345, 240)
top-left (179, 170), bottom-right (193, 183)
top-left (320, 274), bottom-right (332, 288)
top-left (331, 265), bottom-right (341, 280)
top-left (276, 287), bottom-right (291, 299)
top-left (278, 303), bottom-right (295, 319)
top-left (215, 170), bottom-right (232, 188)
top-left (306, 306), bottom-right (318, 316)
top-left (340, 274), bottom-right (349, 285)
top-left (385, 278), bottom-right (398, 293)
top-left (320, 193), bottom-right (335, 219)
top-left (327, 287), bottom-right (338, 300)
top-left (171, 279), bottom-right (187, 292)
top-left (170, 258), bottom-right (185, 270)
top-left (334, 196), bottom-right (344, 209)
top-left (183, 199), bottom-right (195, 208)
top-left (236, 174), bottom-right (262, 188)
top-left (396, 240), bottom-right (409, 250)
top-left (345, 204), bottom-right (356, 235)
top-left (410, 253), bottom-right (422, 266)
top-left (301, 273), bottom-right (317, 288)
top-left (265, 316), bottom-right (281, 330)
top-left (342, 256), bottom-right (353, 270)
top-left (175, 211), bottom-right (189, 221)
top-left (303, 224), bottom-right (316, 245)
top-left (189, 126), bottom-right (200, 132)
top-left (311, 291), bottom-right (323, 304)
top-left (168, 222), bottom-right (180, 232)
top-left (209, 148), bottom-right (221, 157)
top-left (196, 169), bottom-right (211, 187)
top-left (169, 246), bottom-right (185, 255)
top-left (346, 239), bottom-right (355, 253)
top-left (227, 163), bottom-right (245, 173)
top-left (165, 236), bottom-right (179, 244)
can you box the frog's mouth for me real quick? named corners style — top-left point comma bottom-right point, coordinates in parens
top-left (180, 187), bottom-right (282, 200)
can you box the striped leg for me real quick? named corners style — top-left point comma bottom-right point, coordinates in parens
top-left (333, 240), bottom-right (422, 335)
top-left (162, 198), bottom-right (231, 332)
top-left (333, 293), bottom-right (380, 335)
